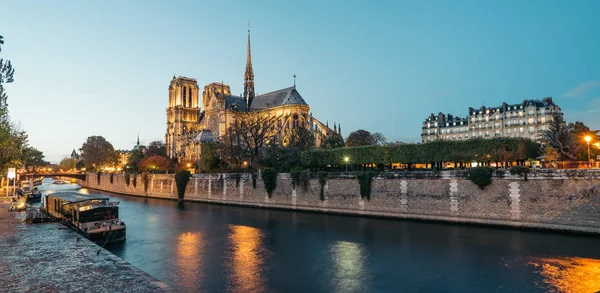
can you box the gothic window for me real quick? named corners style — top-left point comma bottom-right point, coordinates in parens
top-left (188, 88), bottom-right (192, 107)
top-left (183, 87), bottom-right (187, 107)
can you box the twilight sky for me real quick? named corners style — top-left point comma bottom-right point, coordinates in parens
top-left (1, 0), bottom-right (600, 163)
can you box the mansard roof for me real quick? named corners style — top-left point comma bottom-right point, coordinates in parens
top-left (249, 87), bottom-right (307, 110)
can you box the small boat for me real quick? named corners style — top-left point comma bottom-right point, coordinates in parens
top-left (52, 180), bottom-right (65, 185)
top-left (20, 181), bottom-right (33, 193)
top-left (26, 187), bottom-right (42, 203)
top-left (44, 192), bottom-right (126, 245)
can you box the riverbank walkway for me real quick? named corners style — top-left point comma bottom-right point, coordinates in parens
top-left (0, 197), bottom-right (173, 293)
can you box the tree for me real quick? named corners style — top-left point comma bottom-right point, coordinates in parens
top-left (198, 142), bottom-right (222, 172)
top-left (567, 121), bottom-right (600, 161)
top-left (125, 149), bottom-right (145, 172)
top-left (346, 129), bottom-right (375, 147)
top-left (372, 132), bottom-right (387, 146)
top-left (138, 155), bottom-right (171, 173)
top-left (22, 147), bottom-right (45, 172)
top-left (58, 157), bottom-right (78, 171)
top-left (80, 136), bottom-right (118, 171)
top-left (542, 114), bottom-right (578, 161)
top-left (320, 134), bottom-right (345, 149)
top-left (145, 141), bottom-right (167, 158)
top-left (0, 35), bottom-right (23, 178)
top-left (287, 126), bottom-right (315, 150)
top-left (221, 112), bottom-right (281, 166)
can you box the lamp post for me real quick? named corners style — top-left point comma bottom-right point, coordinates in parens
top-left (344, 156), bottom-right (349, 172)
top-left (585, 136), bottom-right (591, 168)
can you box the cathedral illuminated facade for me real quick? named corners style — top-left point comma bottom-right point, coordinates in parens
top-left (165, 29), bottom-right (340, 162)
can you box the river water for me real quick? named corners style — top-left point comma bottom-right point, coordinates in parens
top-left (42, 183), bottom-right (600, 292)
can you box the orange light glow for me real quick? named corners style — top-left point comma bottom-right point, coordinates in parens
top-left (585, 135), bottom-right (592, 143)
top-left (528, 257), bottom-right (600, 293)
top-left (228, 225), bottom-right (264, 292)
top-left (176, 232), bottom-right (203, 285)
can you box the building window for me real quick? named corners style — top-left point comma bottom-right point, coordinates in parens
top-left (529, 126), bottom-right (534, 133)
top-left (520, 127), bottom-right (524, 133)
top-left (528, 118), bottom-right (534, 124)
top-left (507, 129), bottom-right (511, 134)
top-left (541, 117), bottom-right (546, 123)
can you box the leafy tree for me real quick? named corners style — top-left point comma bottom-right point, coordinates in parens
top-left (567, 121), bottom-right (600, 161)
top-left (145, 141), bottom-right (167, 158)
top-left (346, 129), bottom-right (375, 147)
top-left (22, 147), bottom-right (45, 172)
top-left (174, 170), bottom-right (191, 200)
top-left (0, 35), bottom-right (24, 177)
top-left (287, 126), bottom-right (315, 150)
top-left (125, 149), bottom-right (145, 172)
top-left (258, 145), bottom-right (302, 172)
top-left (198, 142), bottom-right (222, 172)
top-left (80, 136), bottom-right (118, 171)
top-left (138, 155), bottom-right (171, 173)
top-left (542, 114), bottom-right (578, 161)
top-left (320, 134), bottom-right (345, 149)
top-left (58, 157), bottom-right (78, 171)
top-left (75, 159), bottom-right (85, 170)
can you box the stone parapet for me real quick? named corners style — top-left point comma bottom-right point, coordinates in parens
top-left (84, 171), bottom-right (600, 234)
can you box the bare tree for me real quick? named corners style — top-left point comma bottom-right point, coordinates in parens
top-left (221, 112), bottom-right (281, 166)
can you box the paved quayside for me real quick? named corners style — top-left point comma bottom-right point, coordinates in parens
top-left (0, 199), bottom-right (172, 293)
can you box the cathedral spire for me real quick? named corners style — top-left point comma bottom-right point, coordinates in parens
top-left (244, 22), bottom-right (255, 110)
top-left (137, 134), bottom-right (140, 146)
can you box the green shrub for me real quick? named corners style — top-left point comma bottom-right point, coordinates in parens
top-left (510, 166), bottom-right (530, 181)
top-left (97, 172), bottom-right (101, 185)
top-left (124, 173), bottom-right (131, 186)
top-left (233, 173), bottom-right (241, 188)
top-left (356, 172), bottom-right (377, 201)
top-left (142, 172), bottom-right (151, 193)
top-left (290, 168), bottom-right (310, 191)
top-left (468, 167), bottom-right (493, 190)
top-left (109, 173), bottom-right (114, 184)
top-left (132, 175), bottom-right (137, 188)
top-left (261, 168), bottom-right (278, 198)
top-left (251, 173), bottom-right (257, 189)
top-left (174, 170), bottom-right (191, 200)
top-left (318, 171), bottom-right (328, 201)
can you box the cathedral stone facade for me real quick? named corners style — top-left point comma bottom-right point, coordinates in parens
top-left (165, 30), bottom-right (339, 162)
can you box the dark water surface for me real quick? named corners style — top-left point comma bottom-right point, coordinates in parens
top-left (77, 188), bottom-right (600, 293)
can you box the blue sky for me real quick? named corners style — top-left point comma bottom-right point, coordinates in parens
top-left (1, 0), bottom-right (600, 163)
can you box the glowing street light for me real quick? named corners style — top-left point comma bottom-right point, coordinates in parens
top-left (585, 136), bottom-right (592, 168)
top-left (187, 163), bottom-right (191, 168)
top-left (344, 156), bottom-right (350, 172)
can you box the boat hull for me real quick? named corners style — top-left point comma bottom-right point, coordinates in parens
top-left (85, 228), bottom-right (126, 245)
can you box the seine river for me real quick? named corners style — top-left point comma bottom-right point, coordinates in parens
top-left (66, 187), bottom-right (600, 292)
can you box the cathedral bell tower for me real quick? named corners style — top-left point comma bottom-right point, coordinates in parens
top-left (165, 76), bottom-right (200, 159)
top-left (243, 26), bottom-right (255, 110)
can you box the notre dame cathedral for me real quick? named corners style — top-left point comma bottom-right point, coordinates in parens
top-left (165, 29), bottom-right (341, 162)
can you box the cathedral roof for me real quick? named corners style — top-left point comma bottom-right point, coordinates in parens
top-left (224, 95), bottom-right (247, 111)
top-left (194, 129), bottom-right (215, 143)
top-left (249, 87), bottom-right (307, 110)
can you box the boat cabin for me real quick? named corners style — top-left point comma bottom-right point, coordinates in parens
top-left (45, 193), bottom-right (119, 224)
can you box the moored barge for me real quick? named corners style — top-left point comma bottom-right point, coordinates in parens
top-left (45, 192), bottom-right (126, 244)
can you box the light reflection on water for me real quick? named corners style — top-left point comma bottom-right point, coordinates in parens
top-left (529, 257), bottom-right (600, 293)
top-left (175, 232), bottom-right (203, 288)
top-left (330, 241), bottom-right (368, 293)
top-left (227, 225), bottom-right (266, 293)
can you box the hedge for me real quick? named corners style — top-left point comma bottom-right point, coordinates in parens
top-left (301, 138), bottom-right (540, 167)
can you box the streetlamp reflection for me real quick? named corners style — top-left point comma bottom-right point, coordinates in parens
top-left (227, 225), bottom-right (265, 292)
top-left (528, 256), bottom-right (600, 293)
top-left (176, 232), bottom-right (203, 287)
top-left (330, 241), bottom-right (368, 293)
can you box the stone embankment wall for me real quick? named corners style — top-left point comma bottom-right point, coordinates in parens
top-left (84, 170), bottom-right (600, 234)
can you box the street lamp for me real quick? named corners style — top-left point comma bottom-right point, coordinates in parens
top-left (585, 135), bottom-right (591, 168)
top-left (344, 156), bottom-right (349, 172)
top-left (186, 163), bottom-right (191, 168)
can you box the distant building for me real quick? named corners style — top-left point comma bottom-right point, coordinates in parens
top-left (421, 97), bottom-right (563, 143)
top-left (133, 135), bottom-right (146, 152)
top-left (70, 149), bottom-right (80, 160)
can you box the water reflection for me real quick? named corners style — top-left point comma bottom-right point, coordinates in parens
top-left (175, 232), bottom-right (203, 287)
top-left (529, 257), bottom-right (600, 293)
top-left (330, 241), bottom-right (368, 293)
top-left (227, 225), bottom-right (265, 292)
